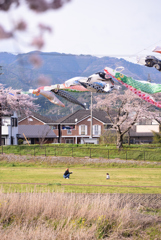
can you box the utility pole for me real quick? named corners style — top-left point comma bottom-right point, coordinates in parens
top-left (58, 124), bottom-right (61, 143)
top-left (0, 103), bottom-right (1, 146)
top-left (147, 73), bottom-right (152, 83)
top-left (90, 92), bottom-right (93, 139)
top-left (0, 67), bottom-right (2, 146)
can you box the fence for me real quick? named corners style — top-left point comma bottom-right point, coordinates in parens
top-left (0, 145), bottom-right (161, 161)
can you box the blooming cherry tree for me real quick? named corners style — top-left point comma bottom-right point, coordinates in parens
top-left (0, 84), bottom-right (39, 116)
top-left (94, 90), bottom-right (161, 149)
top-left (0, 83), bottom-right (39, 145)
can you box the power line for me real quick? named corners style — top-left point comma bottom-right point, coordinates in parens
top-left (134, 40), bottom-right (161, 56)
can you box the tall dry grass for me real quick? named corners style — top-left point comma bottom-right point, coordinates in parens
top-left (0, 190), bottom-right (160, 239)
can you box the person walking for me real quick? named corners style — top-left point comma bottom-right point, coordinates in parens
top-left (63, 168), bottom-right (73, 179)
top-left (106, 173), bottom-right (110, 179)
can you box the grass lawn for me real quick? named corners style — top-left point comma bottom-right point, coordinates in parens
top-left (1, 143), bottom-right (161, 161)
top-left (0, 155), bottom-right (160, 240)
top-left (0, 166), bottom-right (161, 194)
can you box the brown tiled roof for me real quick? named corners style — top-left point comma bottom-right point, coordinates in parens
top-left (56, 109), bottom-right (111, 124)
top-left (18, 125), bottom-right (57, 138)
top-left (18, 112), bottom-right (55, 124)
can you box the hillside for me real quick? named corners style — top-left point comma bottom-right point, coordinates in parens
top-left (0, 51), bottom-right (161, 115)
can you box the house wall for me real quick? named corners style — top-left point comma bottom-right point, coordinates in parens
top-left (52, 117), bottom-right (160, 145)
top-left (53, 129), bottom-right (59, 137)
top-left (2, 126), bottom-right (9, 135)
top-left (136, 125), bottom-right (159, 133)
top-left (132, 136), bottom-right (153, 144)
top-left (55, 118), bottom-right (104, 137)
top-left (2, 113), bottom-right (18, 145)
top-left (19, 117), bottom-right (44, 125)
top-left (77, 117), bottom-right (103, 136)
top-left (11, 125), bottom-right (18, 145)
top-left (2, 130), bottom-right (10, 145)
top-left (61, 129), bottom-right (78, 137)
top-left (60, 137), bottom-right (75, 144)
top-left (30, 138), bottom-right (56, 144)
top-left (53, 117), bottom-right (104, 144)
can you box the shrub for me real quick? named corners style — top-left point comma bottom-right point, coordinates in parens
top-left (18, 139), bottom-right (23, 145)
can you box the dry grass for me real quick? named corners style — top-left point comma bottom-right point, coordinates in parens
top-left (1, 153), bottom-right (161, 166)
top-left (0, 154), bottom-right (160, 239)
top-left (0, 190), bottom-right (160, 240)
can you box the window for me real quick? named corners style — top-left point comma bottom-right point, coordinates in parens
top-left (11, 118), bottom-right (17, 127)
top-left (93, 125), bottom-right (99, 135)
top-left (139, 119), bottom-right (152, 125)
top-left (51, 125), bottom-right (57, 129)
top-left (67, 129), bottom-right (72, 134)
top-left (93, 125), bottom-right (101, 135)
top-left (79, 125), bottom-right (87, 135)
top-left (2, 119), bottom-right (10, 126)
top-left (66, 139), bottom-right (73, 144)
top-left (81, 125), bottom-right (85, 135)
top-left (104, 124), bottom-right (112, 130)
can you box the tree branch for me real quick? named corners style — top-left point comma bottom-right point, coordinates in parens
top-left (122, 111), bottom-right (139, 136)
top-left (106, 107), bottom-right (114, 125)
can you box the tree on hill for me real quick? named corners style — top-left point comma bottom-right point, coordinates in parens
top-left (94, 90), bottom-right (161, 149)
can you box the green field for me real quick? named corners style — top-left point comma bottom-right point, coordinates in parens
top-left (0, 165), bottom-right (161, 194)
top-left (1, 143), bottom-right (161, 161)
top-left (0, 157), bottom-right (161, 239)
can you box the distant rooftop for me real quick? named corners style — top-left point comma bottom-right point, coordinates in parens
top-left (18, 125), bottom-right (57, 138)
top-left (18, 112), bottom-right (56, 124)
top-left (56, 109), bottom-right (111, 124)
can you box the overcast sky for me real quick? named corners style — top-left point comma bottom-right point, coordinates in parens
top-left (1, 0), bottom-right (161, 61)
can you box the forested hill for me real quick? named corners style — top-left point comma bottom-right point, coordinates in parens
top-left (0, 51), bottom-right (161, 115)
top-left (1, 51), bottom-right (161, 89)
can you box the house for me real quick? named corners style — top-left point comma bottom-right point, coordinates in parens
top-left (130, 119), bottom-right (160, 144)
top-left (18, 110), bottom-right (112, 145)
top-left (18, 110), bottom-right (161, 145)
top-left (18, 125), bottom-right (57, 144)
top-left (52, 109), bottom-right (112, 144)
top-left (18, 112), bottom-right (57, 144)
top-left (18, 112), bottom-right (54, 126)
top-left (1, 112), bottom-right (18, 145)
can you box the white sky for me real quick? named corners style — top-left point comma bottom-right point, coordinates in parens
top-left (1, 0), bottom-right (161, 60)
